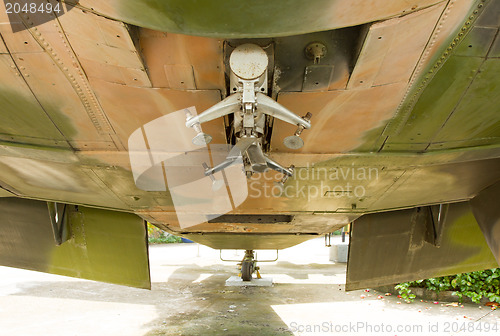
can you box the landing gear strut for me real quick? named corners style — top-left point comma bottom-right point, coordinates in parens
top-left (239, 250), bottom-right (260, 281)
top-left (221, 249), bottom-right (278, 281)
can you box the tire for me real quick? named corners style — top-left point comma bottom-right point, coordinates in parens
top-left (241, 260), bottom-right (254, 281)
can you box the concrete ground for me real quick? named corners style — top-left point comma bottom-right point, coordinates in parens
top-left (0, 237), bottom-right (498, 336)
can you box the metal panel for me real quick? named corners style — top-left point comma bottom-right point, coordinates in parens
top-left (139, 30), bottom-right (225, 90)
top-left (369, 158), bottom-right (500, 211)
top-left (383, 56), bottom-right (484, 151)
top-left (0, 32), bottom-right (7, 54)
top-left (0, 157), bottom-right (129, 210)
top-left (380, 1), bottom-right (500, 152)
top-left (164, 64), bottom-right (196, 90)
top-left (58, 8), bottom-right (151, 88)
top-left (148, 212), bottom-right (354, 235)
top-left (0, 55), bottom-right (67, 144)
top-left (274, 83), bottom-right (407, 153)
top-left (89, 78), bottom-right (223, 147)
top-left (430, 59), bottom-right (500, 146)
top-left (65, 0), bottom-right (443, 38)
top-left (347, 4), bottom-right (445, 89)
top-left (369, 0), bottom-right (481, 151)
top-left (273, 29), bottom-right (357, 93)
top-left (346, 202), bottom-right (498, 291)
top-left (302, 65), bottom-right (334, 91)
top-left (179, 233), bottom-right (319, 250)
top-left (470, 180), bottom-right (500, 264)
top-left (0, 188), bottom-right (14, 197)
top-left (69, 37), bottom-right (143, 68)
top-left (0, 198), bottom-right (150, 289)
top-left (8, 52), bottom-right (113, 146)
top-left (491, 33), bottom-right (500, 57)
top-left (453, 27), bottom-right (498, 57)
top-left (1, 8), bottom-right (117, 138)
top-left (475, 0), bottom-right (500, 27)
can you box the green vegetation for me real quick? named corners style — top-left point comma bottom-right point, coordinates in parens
top-left (147, 223), bottom-right (182, 244)
top-left (332, 225), bottom-right (350, 235)
top-left (149, 235), bottom-right (183, 244)
top-left (396, 268), bottom-right (500, 304)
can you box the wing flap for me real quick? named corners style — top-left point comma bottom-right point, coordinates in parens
top-left (0, 198), bottom-right (150, 289)
top-left (346, 202), bottom-right (497, 291)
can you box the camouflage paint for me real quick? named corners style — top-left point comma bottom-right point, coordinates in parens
top-left (0, 198), bottom-right (151, 289)
top-left (67, 0), bottom-right (444, 38)
top-left (357, 0), bottom-right (500, 153)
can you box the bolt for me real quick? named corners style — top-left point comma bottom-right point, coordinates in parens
top-left (305, 42), bottom-right (327, 64)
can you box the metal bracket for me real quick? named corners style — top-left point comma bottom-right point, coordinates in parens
top-left (186, 92), bottom-right (310, 130)
top-left (256, 93), bottom-right (311, 129)
top-left (305, 42), bottom-right (327, 64)
top-left (186, 94), bottom-right (241, 128)
top-left (422, 204), bottom-right (449, 247)
top-left (430, 204), bottom-right (448, 247)
top-left (325, 233), bottom-right (332, 247)
top-left (47, 202), bottom-right (69, 246)
top-left (219, 249), bottom-right (279, 263)
top-left (185, 43), bottom-right (311, 181)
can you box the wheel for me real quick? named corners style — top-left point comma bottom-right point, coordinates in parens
top-left (241, 260), bottom-right (254, 281)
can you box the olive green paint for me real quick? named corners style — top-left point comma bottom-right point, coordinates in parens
top-left (346, 202), bottom-right (498, 290)
top-left (0, 198), bottom-right (151, 289)
top-left (0, 85), bottom-right (83, 149)
top-left (0, 88), bottom-right (68, 145)
top-left (440, 210), bottom-right (498, 276)
top-left (107, 0), bottom-right (342, 37)
top-left (180, 233), bottom-right (318, 250)
top-left (66, 0), bottom-right (442, 38)
top-left (0, 188), bottom-right (14, 197)
top-left (49, 205), bottom-right (151, 289)
top-left (383, 56), bottom-right (485, 151)
top-left (431, 59), bottom-right (500, 145)
top-left (355, 0), bottom-right (500, 153)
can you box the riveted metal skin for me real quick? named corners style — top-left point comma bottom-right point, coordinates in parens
top-left (0, 0), bottom-right (500, 288)
top-left (62, 0), bottom-right (444, 38)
